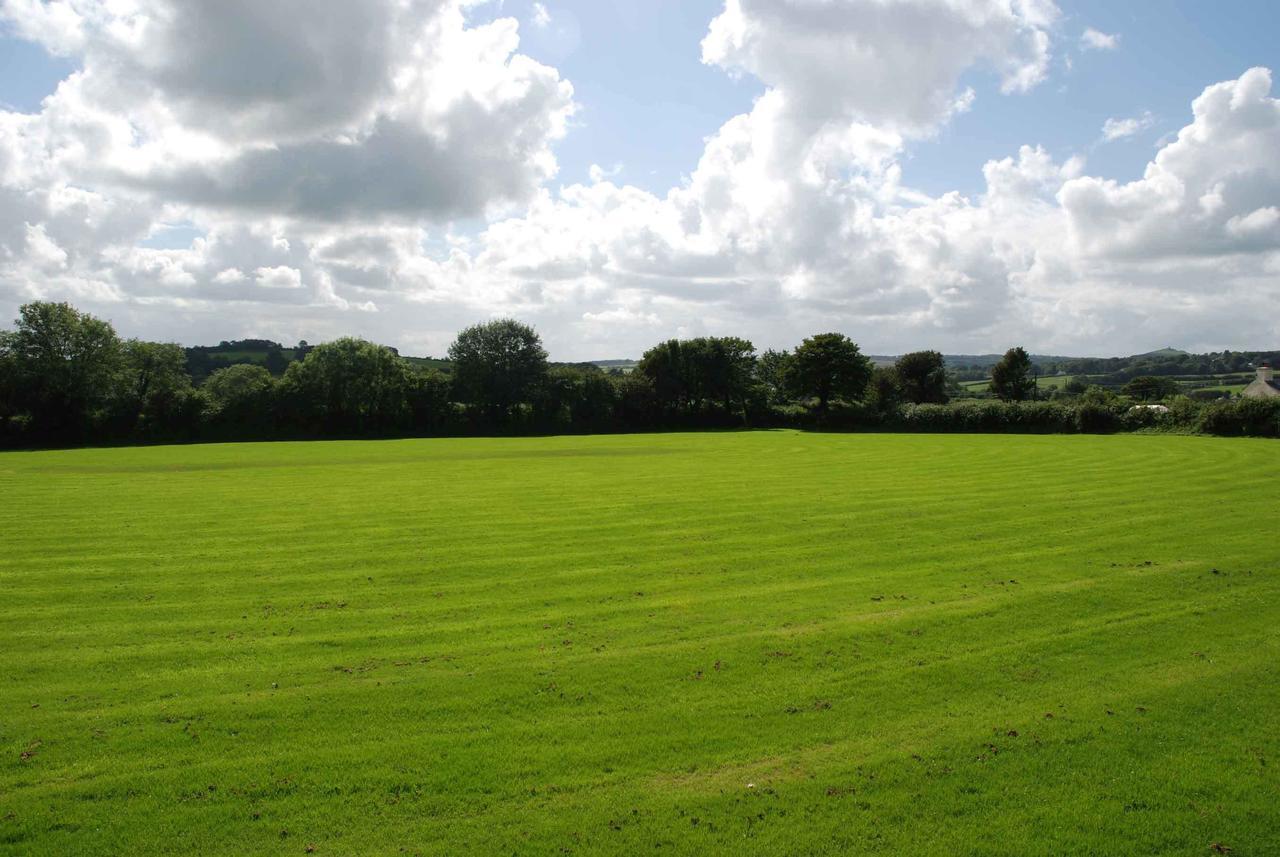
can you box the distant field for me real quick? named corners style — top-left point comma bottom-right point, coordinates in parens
top-left (959, 373), bottom-right (1253, 396)
top-left (2, 433), bottom-right (1278, 855)
top-left (958, 375), bottom-right (1071, 394)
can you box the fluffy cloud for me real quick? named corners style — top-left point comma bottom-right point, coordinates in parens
top-left (1061, 68), bottom-right (1280, 260)
top-left (1080, 28), bottom-right (1119, 51)
top-left (0, 0), bottom-right (574, 220)
top-left (1101, 111), bottom-right (1156, 141)
top-left (702, 0), bottom-right (1058, 135)
top-left (1, 0), bottom-right (1278, 359)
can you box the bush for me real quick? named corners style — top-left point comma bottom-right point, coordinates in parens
top-left (1198, 398), bottom-right (1280, 437)
top-left (1120, 406), bottom-right (1166, 431)
top-left (1075, 402), bottom-right (1121, 433)
top-left (1165, 396), bottom-right (1201, 423)
top-left (894, 401), bottom-right (1074, 433)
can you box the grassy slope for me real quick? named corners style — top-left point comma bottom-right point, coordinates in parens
top-left (958, 374), bottom-right (1255, 396)
top-left (1, 433), bottom-right (1277, 855)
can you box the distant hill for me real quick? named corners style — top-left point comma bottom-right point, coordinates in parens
top-left (1133, 347), bottom-right (1190, 359)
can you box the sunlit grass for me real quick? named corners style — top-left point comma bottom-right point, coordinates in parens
top-left (1, 432), bottom-right (1277, 855)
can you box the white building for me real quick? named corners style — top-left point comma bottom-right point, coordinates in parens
top-left (1241, 365), bottom-right (1280, 399)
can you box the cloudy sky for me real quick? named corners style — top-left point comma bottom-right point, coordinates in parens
top-left (1, 0), bottom-right (1278, 359)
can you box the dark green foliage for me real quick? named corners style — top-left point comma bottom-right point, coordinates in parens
top-left (1122, 375), bottom-right (1181, 401)
top-left (638, 336), bottom-right (756, 419)
top-left (1188, 389), bottom-right (1231, 400)
top-left (610, 372), bottom-right (659, 429)
top-left (637, 339), bottom-right (689, 413)
top-left (279, 338), bottom-right (414, 434)
top-left (184, 339), bottom-right (294, 381)
top-left (896, 401), bottom-right (1075, 434)
top-left (756, 348), bottom-right (794, 406)
top-left (3, 300), bottom-right (1279, 446)
top-left (114, 340), bottom-right (197, 437)
top-left (1198, 397), bottom-right (1280, 437)
top-left (1079, 385), bottom-right (1119, 407)
top-left (5, 301), bottom-right (124, 438)
top-left (448, 319), bottom-right (549, 421)
top-left (0, 330), bottom-right (17, 428)
top-left (203, 364), bottom-right (277, 435)
top-left (533, 365), bottom-right (619, 433)
top-left (1046, 347), bottom-right (1279, 381)
top-left (894, 350), bottom-right (949, 404)
top-left (695, 336), bottom-right (756, 415)
top-left (1075, 402), bottom-right (1121, 434)
top-left (990, 347), bottom-right (1036, 402)
top-left (407, 369), bottom-right (454, 434)
top-left (787, 332), bottom-right (872, 412)
top-left (866, 366), bottom-right (903, 414)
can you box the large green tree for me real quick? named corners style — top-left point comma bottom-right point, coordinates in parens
top-left (6, 301), bottom-right (124, 436)
top-left (639, 337), bottom-right (756, 416)
top-left (638, 339), bottom-right (691, 413)
top-left (116, 340), bottom-right (197, 435)
top-left (990, 347), bottom-right (1036, 402)
top-left (894, 350), bottom-right (949, 404)
top-left (407, 369), bottom-right (453, 434)
top-left (756, 349), bottom-right (794, 406)
top-left (448, 319), bottom-right (549, 420)
top-left (697, 336), bottom-right (756, 414)
top-left (279, 338), bottom-right (413, 433)
top-left (535, 365), bottom-right (618, 431)
top-left (203, 364), bottom-right (276, 433)
top-left (1122, 375), bottom-right (1180, 401)
top-left (0, 331), bottom-right (16, 424)
top-left (866, 366), bottom-right (903, 414)
top-left (787, 332), bottom-right (873, 412)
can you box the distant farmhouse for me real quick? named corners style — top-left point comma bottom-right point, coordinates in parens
top-left (1242, 365), bottom-right (1280, 399)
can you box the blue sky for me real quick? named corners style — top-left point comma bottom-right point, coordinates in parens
top-left (0, 27), bottom-right (72, 110)
top-left (510, 0), bottom-right (1280, 198)
top-left (511, 0), bottom-right (1280, 197)
top-left (0, 1), bottom-right (1277, 358)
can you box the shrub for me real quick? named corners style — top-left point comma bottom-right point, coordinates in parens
top-left (1075, 402), bottom-right (1121, 434)
top-left (894, 401), bottom-right (1074, 433)
top-left (1198, 398), bottom-right (1280, 438)
top-left (1120, 406), bottom-right (1167, 431)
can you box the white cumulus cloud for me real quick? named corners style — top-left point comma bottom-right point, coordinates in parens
top-left (1080, 28), bottom-right (1119, 51)
top-left (1101, 111), bottom-right (1156, 141)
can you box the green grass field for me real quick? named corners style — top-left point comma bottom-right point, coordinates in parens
top-left (957, 377), bottom-right (1070, 396)
top-left (957, 373), bottom-right (1254, 396)
top-left (2, 432), bottom-right (1277, 855)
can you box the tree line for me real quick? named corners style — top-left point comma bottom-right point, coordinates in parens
top-left (1, 301), bottom-right (1276, 446)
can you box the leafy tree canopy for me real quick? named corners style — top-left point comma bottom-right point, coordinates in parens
top-left (281, 337), bottom-right (413, 432)
top-left (990, 347), bottom-right (1036, 402)
top-left (756, 349), bottom-right (794, 406)
top-left (787, 332), bottom-right (872, 412)
top-left (448, 319), bottom-right (549, 419)
top-left (6, 301), bottom-right (123, 434)
top-left (894, 350), bottom-right (949, 404)
top-left (1122, 375), bottom-right (1181, 402)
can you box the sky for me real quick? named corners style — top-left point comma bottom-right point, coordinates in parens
top-left (0, 1), bottom-right (1277, 360)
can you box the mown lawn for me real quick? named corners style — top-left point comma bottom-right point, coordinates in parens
top-left (1, 432), bottom-right (1277, 855)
